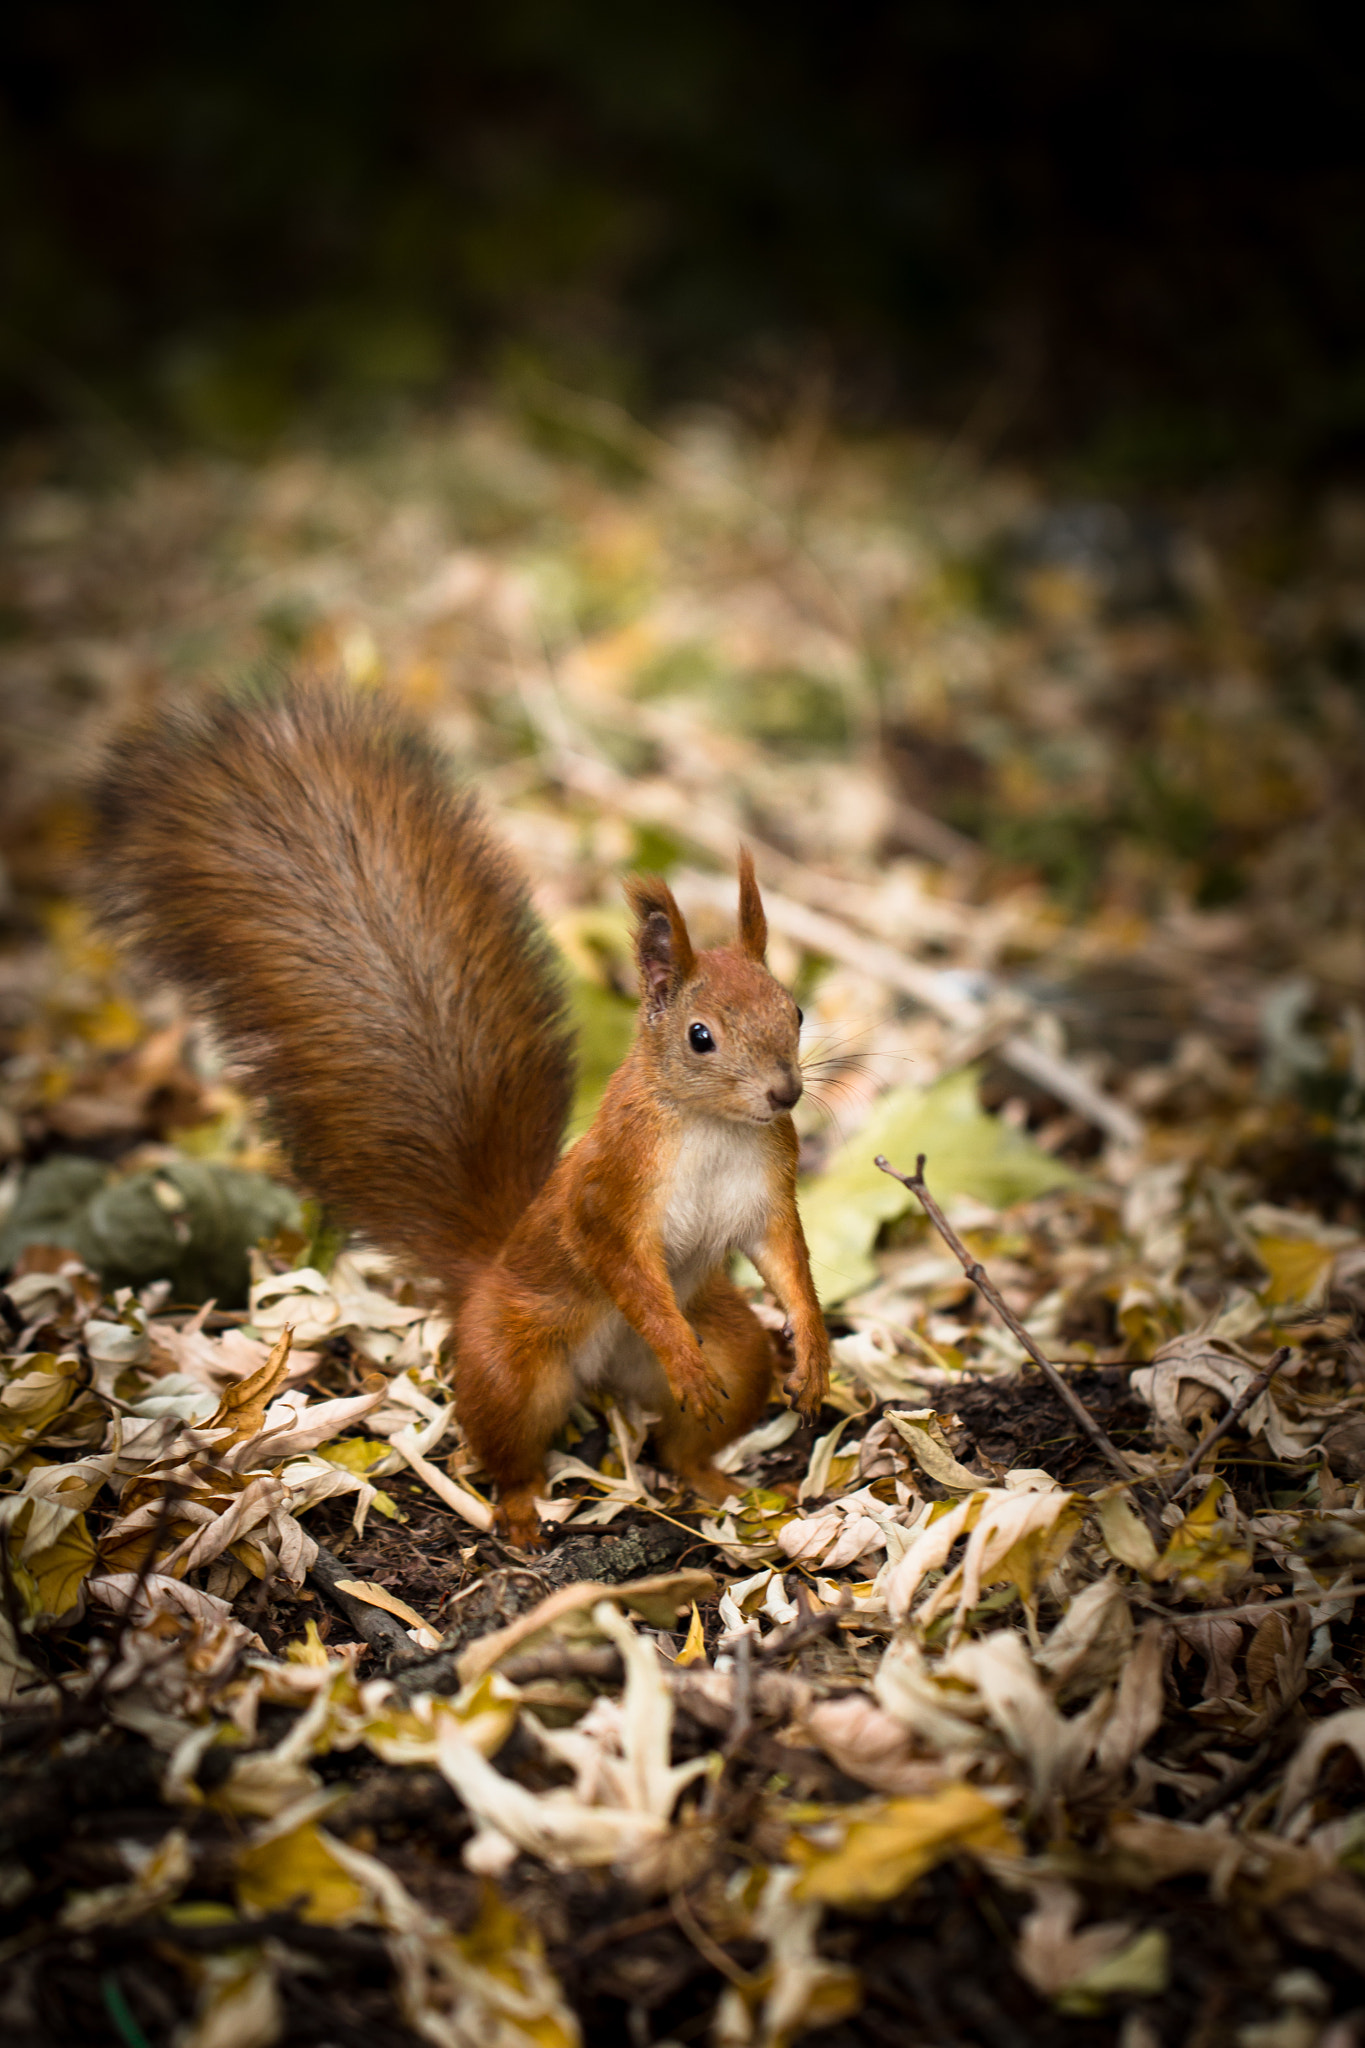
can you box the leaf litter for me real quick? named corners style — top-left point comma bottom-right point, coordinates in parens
top-left (4, 398), bottom-right (1365, 2044)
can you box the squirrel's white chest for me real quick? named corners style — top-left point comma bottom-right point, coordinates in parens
top-left (662, 1118), bottom-right (774, 1287)
top-left (570, 1117), bottom-right (777, 1401)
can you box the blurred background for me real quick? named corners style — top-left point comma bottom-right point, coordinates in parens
top-left (4, 0), bottom-right (1365, 1299)
top-left (4, 0), bottom-right (1364, 470)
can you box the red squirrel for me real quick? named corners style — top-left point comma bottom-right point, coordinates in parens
top-left (93, 682), bottom-right (831, 1546)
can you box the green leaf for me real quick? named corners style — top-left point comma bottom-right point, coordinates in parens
top-left (564, 975), bottom-right (637, 1137)
top-left (798, 1067), bottom-right (1080, 1304)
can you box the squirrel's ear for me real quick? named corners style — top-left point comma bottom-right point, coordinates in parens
top-left (625, 876), bottom-right (696, 1019)
top-left (736, 846), bottom-right (768, 963)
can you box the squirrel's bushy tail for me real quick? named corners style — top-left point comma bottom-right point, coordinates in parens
top-left (92, 682), bottom-right (574, 1298)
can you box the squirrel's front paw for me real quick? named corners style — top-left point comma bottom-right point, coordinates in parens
top-left (783, 1344), bottom-right (830, 1419)
top-left (669, 1348), bottom-right (729, 1426)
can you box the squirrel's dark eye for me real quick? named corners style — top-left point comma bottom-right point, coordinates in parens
top-left (688, 1022), bottom-right (716, 1053)
top-left (796, 1007), bottom-right (804, 1026)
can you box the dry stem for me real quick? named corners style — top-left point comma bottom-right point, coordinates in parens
top-left (1166, 1347), bottom-right (1292, 1503)
top-left (310, 1541), bottom-right (423, 1667)
top-left (876, 1151), bottom-right (1140, 1489)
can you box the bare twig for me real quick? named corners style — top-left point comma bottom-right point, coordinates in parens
top-left (499, 1644), bottom-right (622, 1685)
top-left (723, 1628), bottom-right (754, 1764)
top-left (1179, 1736), bottom-right (1276, 1825)
top-left (876, 1152), bottom-right (1140, 1488)
top-left (702, 1630), bottom-right (754, 1820)
top-left (671, 1884), bottom-right (755, 1990)
top-left (670, 1665), bottom-right (810, 1733)
top-left (309, 1542), bottom-right (424, 1668)
top-left (1143, 1582), bottom-right (1365, 1626)
top-left (571, 1904), bottom-right (677, 1958)
top-left (1166, 1348), bottom-right (1293, 1504)
top-left (1178, 1672), bottom-right (1306, 1825)
top-left (758, 1582), bottom-right (846, 1665)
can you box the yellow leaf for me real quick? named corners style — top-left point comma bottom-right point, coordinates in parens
top-left (235, 1821), bottom-right (366, 1924)
top-left (1096, 1489), bottom-right (1160, 1573)
top-left (335, 1579), bottom-right (441, 1643)
top-left (210, 1329), bottom-right (293, 1445)
top-left (25, 1512), bottom-right (95, 1620)
top-left (731, 1487), bottom-right (799, 1547)
top-left (458, 1881), bottom-right (541, 1975)
top-left (359, 1673), bottom-right (517, 1765)
top-left (318, 1438), bottom-right (393, 1475)
top-left (790, 1784), bottom-right (1019, 1906)
top-left (316, 1440), bottom-right (402, 1519)
top-left (1153, 1478), bottom-right (1251, 1598)
top-left (454, 1883), bottom-right (578, 2048)
top-left (228, 1538), bottom-right (270, 1579)
top-left (286, 1620), bottom-right (332, 1667)
top-left (886, 1410), bottom-right (989, 1491)
top-left (0, 1353), bottom-right (82, 1446)
top-left (989, 1499), bottom-right (1085, 1608)
top-left (675, 1602), bottom-right (707, 1667)
top-left (7, 1506), bottom-right (96, 1623)
top-left (1256, 1233), bottom-right (1336, 1308)
top-left (163, 1901), bottom-right (242, 1928)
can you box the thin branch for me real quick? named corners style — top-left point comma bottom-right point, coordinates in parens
top-left (309, 1542), bottom-right (424, 1668)
top-left (702, 1629), bottom-right (754, 1819)
top-left (1166, 1348), bottom-right (1293, 1504)
top-left (758, 1584), bottom-right (846, 1666)
top-left (875, 1152), bottom-right (1139, 1489)
top-left (1178, 1736), bottom-right (1275, 1825)
top-left (1178, 1679), bottom-right (1304, 1825)
top-left (722, 1628), bottom-right (754, 1764)
top-left (571, 1904), bottom-right (678, 1959)
top-left (1139, 1581), bottom-right (1364, 1627)
top-left (671, 1884), bottom-right (755, 1990)
top-left (500, 1644), bottom-right (622, 1685)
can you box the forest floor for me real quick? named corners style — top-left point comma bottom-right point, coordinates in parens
top-left (3, 391), bottom-right (1365, 2046)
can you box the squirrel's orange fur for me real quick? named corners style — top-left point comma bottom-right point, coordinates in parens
top-left (93, 683), bottom-right (830, 1546)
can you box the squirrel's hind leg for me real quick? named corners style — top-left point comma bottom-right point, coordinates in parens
top-left (651, 1273), bottom-right (774, 1504)
top-left (454, 1283), bottom-right (576, 1551)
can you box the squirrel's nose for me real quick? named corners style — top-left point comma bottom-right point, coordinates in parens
top-left (767, 1068), bottom-right (803, 1113)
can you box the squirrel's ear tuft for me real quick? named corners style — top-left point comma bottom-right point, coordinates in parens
top-left (625, 875), bottom-right (696, 1018)
top-left (736, 846), bottom-right (768, 963)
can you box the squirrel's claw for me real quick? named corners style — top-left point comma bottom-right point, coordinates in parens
top-left (783, 1358), bottom-right (830, 1419)
top-left (495, 1489), bottom-right (550, 1552)
top-left (669, 1346), bottom-right (730, 1427)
